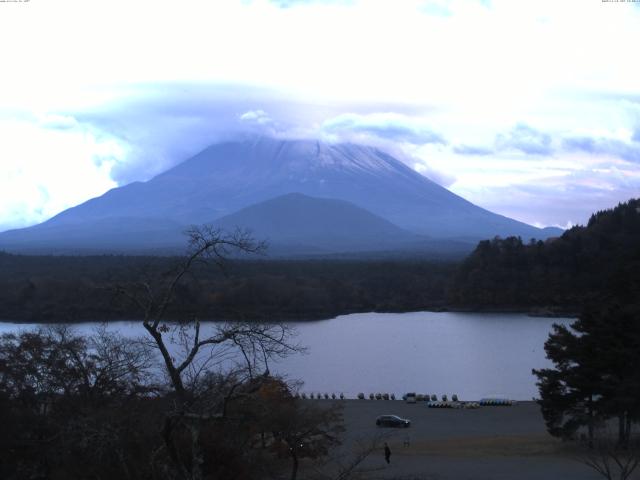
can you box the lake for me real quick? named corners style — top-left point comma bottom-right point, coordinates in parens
top-left (0, 311), bottom-right (573, 400)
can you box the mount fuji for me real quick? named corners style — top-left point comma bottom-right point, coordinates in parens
top-left (0, 136), bottom-right (561, 255)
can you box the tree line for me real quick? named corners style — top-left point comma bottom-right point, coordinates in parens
top-left (0, 252), bottom-right (455, 323)
top-left (450, 199), bottom-right (640, 313)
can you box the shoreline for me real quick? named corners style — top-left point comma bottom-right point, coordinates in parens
top-left (0, 306), bottom-right (578, 325)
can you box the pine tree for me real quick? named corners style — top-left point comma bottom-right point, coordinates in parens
top-left (534, 302), bottom-right (640, 448)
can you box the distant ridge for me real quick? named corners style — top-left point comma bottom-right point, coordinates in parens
top-left (212, 193), bottom-right (420, 254)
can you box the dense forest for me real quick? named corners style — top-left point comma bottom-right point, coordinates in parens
top-left (450, 198), bottom-right (640, 313)
top-left (0, 253), bottom-right (455, 322)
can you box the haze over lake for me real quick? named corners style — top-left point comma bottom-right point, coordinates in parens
top-left (0, 311), bottom-right (572, 400)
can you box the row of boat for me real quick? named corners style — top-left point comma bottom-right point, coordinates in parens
top-left (292, 392), bottom-right (516, 406)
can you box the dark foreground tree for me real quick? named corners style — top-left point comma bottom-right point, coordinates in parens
top-left (0, 326), bottom-right (157, 479)
top-left (0, 326), bottom-right (347, 480)
top-left (534, 302), bottom-right (640, 449)
top-left (251, 378), bottom-right (344, 480)
top-left (1, 227), bottom-right (347, 479)
top-left (114, 226), bottom-right (311, 479)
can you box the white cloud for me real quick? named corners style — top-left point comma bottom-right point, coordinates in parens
top-left (2, 0), bottom-right (636, 108)
top-left (322, 112), bottom-right (446, 145)
top-left (240, 109), bottom-right (273, 125)
top-left (38, 114), bottom-right (79, 130)
top-left (0, 0), bottom-right (639, 229)
top-left (0, 118), bottom-right (121, 231)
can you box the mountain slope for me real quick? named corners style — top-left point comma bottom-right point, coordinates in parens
top-left (0, 136), bottom-right (560, 254)
top-left (0, 217), bottom-right (187, 254)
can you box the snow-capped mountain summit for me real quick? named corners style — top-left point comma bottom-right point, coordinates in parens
top-left (0, 136), bottom-right (561, 254)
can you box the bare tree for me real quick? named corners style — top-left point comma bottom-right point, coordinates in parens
top-left (272, 400), bottom-right (344, 480)
top-left (309, 433), bottom-right (390, 480)
top-left (579, 436), bottom-right (640, 480)
top-left (0, 327), bottom-right (157, 480)
top-left (115, 226), bottom-right (303, 480)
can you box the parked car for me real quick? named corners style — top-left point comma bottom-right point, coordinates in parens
top-left (376, 415), bottom-right (411, 428)
top-left (403, 392), bottom-right (417, 404)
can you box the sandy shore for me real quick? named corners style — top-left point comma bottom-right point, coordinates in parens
top-left (303, 400), bottom-right (604, 480)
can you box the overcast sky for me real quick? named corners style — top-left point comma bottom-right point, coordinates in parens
top-left (1, 0), bottom-right (639, 232)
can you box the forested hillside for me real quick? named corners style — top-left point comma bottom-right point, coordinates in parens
top-left (0, 254), bottom-right (454, 322)
top-left (449, 199), bottom-right (640, 312)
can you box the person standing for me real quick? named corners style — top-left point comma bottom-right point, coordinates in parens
top-left (384, 442), bottom-right (391, 464)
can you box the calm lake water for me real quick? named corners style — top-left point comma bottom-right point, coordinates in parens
top-left (0, 311), bottom-right (573, 400)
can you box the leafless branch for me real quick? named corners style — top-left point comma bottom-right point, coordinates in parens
top-left (579, 436), bottom-right (640, 480)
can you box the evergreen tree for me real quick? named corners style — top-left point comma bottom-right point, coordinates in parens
top-left (534, 302), bottom-right (640, 447)
top-left (452, 198), bottom-right (640, 311)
